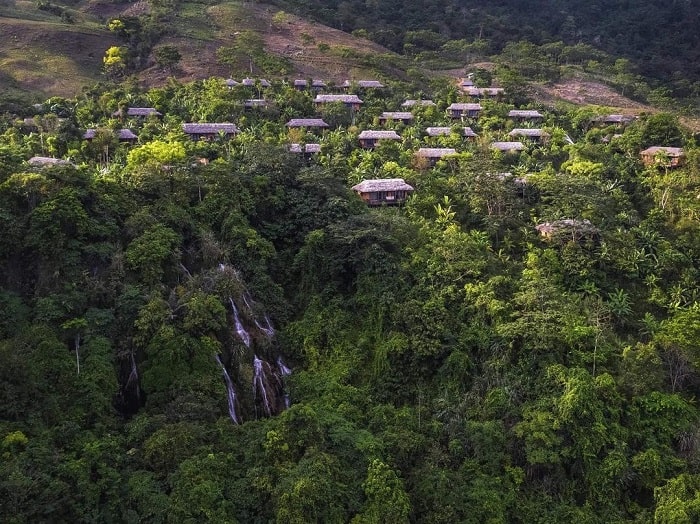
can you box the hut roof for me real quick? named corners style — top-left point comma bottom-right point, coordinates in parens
top-left (241, 78), bottom-right (271, 87)
top-left (84, 128), bottom-right (137, 140)
top-left (380, 112), bottom-right (413, 120)
top-left (358, 130), bottom-right (401, 140)
top-left (401, 99), bottom-right (436, 107)
top-left (416, 148), bottom-right (457, 158)
top-left (465, 87), bottom-right (505, 96)
top-left (536, 219), bottom-right (599, 237)
top-left (508, 128), bottom-right (549, 138)
top-left (113, 107), bottom-right (161, 117)
top-left (426, 126), bottom-right (477, 137)
top-left (508, 109), bottom-right (543, 118)
top-left (352, 178), bottom-right (414, 192)
top-left (286, 118), bottom-right (329, 128)
top-left (182, 123), bottom-right (238, 134)
top-left (593, 114), bottom-right (636, 124)
top-left (641, 146), bottom-right (684, 157)
top-left (289, 143), bottom-right (321, 153)
top-left (491, 141), bottom-right (525, 151)
top-left (447, 103), bottom-right (482, 111)
top-left (314, 94), bottom-right (363, 104)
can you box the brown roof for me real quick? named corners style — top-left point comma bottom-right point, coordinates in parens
top-left (182, 123), bottom-right (238, 135)
top-left (447, 103), bottom-right (482, 111)
top-left (286, 118), bottom-right (329, 128)
top-left (113, 107), bottom-right (161, 117)
top-left (401, 99), bottom-right (436, 107)
top-left (508, 110), bottom-right (543, 118)
top-left (379, 112), bottom-right (413, 121)
top-left (640, 146), bottom-right (684, 157)
top-left (426, 126), bottom-right (477, 137)
top-left (358, 130), bottom-right (401, 140)
top-left (314, 94), bottom-right (363, 104)
top-left (289, 143), bottom-right (321, 153)
top-left (594, 114), bottom-right (636, 124)
top-left (536, 219), bottom-right (599, 237)
top-left (241, 78), bottom-right (271, 87)
top-left (352, 178), bottom-right (414, 192)
top-left (416, 148), bottom-right (457, 158)
top-left (293, 79), bottom-right (327, 88)
top-left (491, 141), bottom-right (525, 151)
top-left (244, 99), bottom-right (267, 108)
top-left (508, 128), bottom-right (549, 138)
top-left (465, 87), bottom-right (505, 96)
top-left (84, 128), bottom-right (137, 140)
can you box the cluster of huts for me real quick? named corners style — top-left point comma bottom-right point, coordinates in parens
top-left (27, 76), bottom-right (687, 214)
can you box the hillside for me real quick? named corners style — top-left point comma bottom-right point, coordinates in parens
top-left (272, 0), bottom-right (700, 86)
top-left (0, 14), bottom-right (117, 98)
top-left (2, 0), bottom-right (700, 516)
top-left (1, 63), bottom-right (700, 521)
top-left (0, 0), bottom-right (403, 99)
top-left (1, 0), bottom-right (698, 138)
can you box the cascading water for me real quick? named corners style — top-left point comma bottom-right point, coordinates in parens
top-left (255, 315), bottom-right (275, 338)
top-left (229, 298), bottom-right (251, 347)
top-left (215, 354), bottom-right (240, 424)
top-left (214, 265), bottom-right (294, 419)
top-left (276, 356), bottom-right (292, 408)
top-left (127, 352), bottom-right (140, 404)
top-left (253, 355), bottom-right (273, 417)
top-left (277, 356), bottom-right (292, 376)
top-left (241, 292), bottom-right (253, 313)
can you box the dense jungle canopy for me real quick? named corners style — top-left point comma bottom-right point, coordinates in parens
top-left (0, 45), bottom-right (699, 523)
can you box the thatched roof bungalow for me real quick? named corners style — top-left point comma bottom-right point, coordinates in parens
top-left (640, 146), bottom-right (685, 167)
top-left (358, 130), bottom-right (401, 148)
top-left (352, 178), bottom-right (414, 206)
top-left (182, 123), bottom-right (238, 140)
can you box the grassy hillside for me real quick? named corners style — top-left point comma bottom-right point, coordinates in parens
top-left (0, 12), bottom-right (117, 99)
top-left (1, 0), bottom-right (697, 134)
top-left (0, 0), bottom-right (405, 99)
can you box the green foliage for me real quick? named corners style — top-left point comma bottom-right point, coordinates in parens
top-left (0, 61), bottom-right (699, 524)
top-left (153, 45), bottom-right (181, 71)
top-left (353, 459), bottom-right (411, 523)
top-left (126, 224), bottom-right (180, 284)
top-left (103, 46), bottom-right (129, 77)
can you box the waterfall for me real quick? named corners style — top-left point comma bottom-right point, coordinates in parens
top-left (125, 352), bottom-right (141, 405)
top-left (277, 356), bottom-right (292, 376)
top-left (253, 355), bottom-right (273, 417)
top-left (241, 291), bottom-right (253, 313)
top-left (229, 298), bottom-right (251, 347)
top-left (255, 315), bottom-right (275, 338)
top-left (215, 354), bottom-right (240, 424)
top-left (277, 357), bottom-right (292, 409)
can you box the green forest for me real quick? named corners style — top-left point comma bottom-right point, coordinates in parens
top-left (1, 69), bottom-right (700, 523)
top-left (271, 0), bottom-right (700, 82)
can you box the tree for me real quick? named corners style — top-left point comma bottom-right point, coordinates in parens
top-left (353, 459), bottom-right (411, 523)
top-left (103, 46), bottom-right (129, 78)
top-left (654, 474), bottom-right (700, 524)
top-left (154, 46), bottom-right (181, 73)
top-left (216, 30), bottom-right (265, 75)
